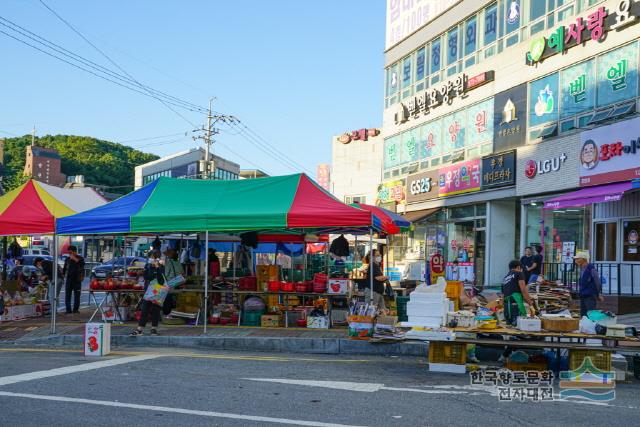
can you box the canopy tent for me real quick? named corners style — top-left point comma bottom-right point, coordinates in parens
top-left (57, 174), bottom-right (376, 235)
top-left (351, 202), bottom-right (411, 234)
top-left (0, 179), bottom-right (106, 236)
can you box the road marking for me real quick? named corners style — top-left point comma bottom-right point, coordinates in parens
top-left (0, 354), bottom-right (161, 386)
top-left (244, 378), bottom-right (468, 394)
top-left (0, 348), bottom-right (143, 356)
top-left (0, 391), bottom-right (367, 427)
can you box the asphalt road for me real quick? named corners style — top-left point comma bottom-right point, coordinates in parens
top-left (0, 348), bottom-right (637, 427)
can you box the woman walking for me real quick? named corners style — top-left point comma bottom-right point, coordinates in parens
top-left (131, 251), bottom-right (164, 336)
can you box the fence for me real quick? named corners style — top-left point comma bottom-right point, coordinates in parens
top-left (542, 262), bottom-right (640, 295)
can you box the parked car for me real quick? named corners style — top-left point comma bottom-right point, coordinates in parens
top-left (90, 256), bottom-right (147, 280)
top-left (22, 248), bottom-right (51, 256)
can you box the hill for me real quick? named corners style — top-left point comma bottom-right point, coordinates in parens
top-left (1, 135), bottom-right (159, 194)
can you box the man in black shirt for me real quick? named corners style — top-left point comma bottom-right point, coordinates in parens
top-left (62, 246), bottom-right (85, 314)
top-left (529, 245), bottom-right (543, 283)
top-left (519, 247), bottom-right (534, 284)
top-left (502, 260), bottom-right (533, 325)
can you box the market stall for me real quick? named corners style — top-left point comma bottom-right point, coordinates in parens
top-left (56, 174), bottom-right (401, 332)
top-left (0, 180), bottom-right (106, 327)
top-left (396, 277), bottom-right (639, 375)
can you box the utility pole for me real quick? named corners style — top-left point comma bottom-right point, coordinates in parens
top-left (31, 125), bottom-right (36, 146)
top-left (193, 98), bottom-right (237, 179)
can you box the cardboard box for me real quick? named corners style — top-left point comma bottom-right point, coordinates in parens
top-left (261, 314), bottom-right (283, 328)
top-left (84, 323), bottom-right (111, 356)
top-left (307, 315), bottom-right (329, 329)
top-left (327, 279), bottom-right (349, 294)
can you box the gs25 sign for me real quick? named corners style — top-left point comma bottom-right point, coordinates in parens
top-left (406, 170), bottom-right (439, 203)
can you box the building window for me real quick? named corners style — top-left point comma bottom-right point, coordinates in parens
top-left (431, 38), bottom-right (442, 74)
top-left (415, 47), bottom-right (426, 83)
top-left (447, 27), bottom-right (459, 66)
top-left (595, 222), bottom-right (617, 262)
top-left (483, 3), bottom-right (498, 46)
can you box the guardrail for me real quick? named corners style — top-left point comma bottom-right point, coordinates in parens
top-left (542, 262), bottom-right (639, 295)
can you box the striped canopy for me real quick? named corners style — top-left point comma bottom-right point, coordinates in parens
top-left (57, 174), bottom-right (377, 235)
top-left (351, 202), bottom-right (411, 234)
top-left (0, 179), bottom-right (106, 235)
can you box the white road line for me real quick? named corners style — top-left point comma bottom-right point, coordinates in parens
top-left (0, 354), bottom-right (161, 386)
top-left (0, 391), bottom-right (367, 427)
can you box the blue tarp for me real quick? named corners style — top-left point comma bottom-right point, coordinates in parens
top-left (57, 180), bottom-right (159, 235)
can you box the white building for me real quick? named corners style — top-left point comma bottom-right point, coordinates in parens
top-left (134, 148), bottom-right (240, 189)
top-left (330, 127), bottom-right (383, 205)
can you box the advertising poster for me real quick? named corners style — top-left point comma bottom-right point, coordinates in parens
top-left (466, 98), bottom-right (494, 146)
top-left (445, 261), bottom-right (474, 282)
top-left (494, 83), bottom-right (527, 151)
top-left (596, 42), bottom-right (638, 107)
top-left (377, 179), bottom-right (406, 204)
top-left (420, 118), bottom-right (442, 159)
top-left (438, 159), bottom-right (481, 197)
top-left (560, 59), bottom-right (595, 119)
top-left (529, 72), bottom-right (559, 127)
top-left (579, 116), bottom-right (640, 186)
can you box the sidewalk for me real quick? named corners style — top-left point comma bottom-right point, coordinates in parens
top-left (0, 309), bottom-right (428, 357)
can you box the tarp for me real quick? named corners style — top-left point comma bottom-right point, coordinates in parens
top-left (0, 179), bottom-right (106, 235)
top-left (543, 181), bottom-right (640, 209)
top-left (57, 174), bottom-right (375, 234)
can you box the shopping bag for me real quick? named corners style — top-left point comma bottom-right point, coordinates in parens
top-left (143, 282), bottom-right (170, 306)
top-left (165, 274), bottom-right (186, 289)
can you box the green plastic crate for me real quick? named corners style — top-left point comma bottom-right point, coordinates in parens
top-left (241, 310), bottom-right (265, 326)
top-left (396, 296), bottom-right (410, 322)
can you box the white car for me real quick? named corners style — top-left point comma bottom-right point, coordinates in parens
top-left (22, 248), bottom-right (51, 256)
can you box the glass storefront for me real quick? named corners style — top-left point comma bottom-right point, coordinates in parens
top-left (522, 202), bottom-right (589, 264)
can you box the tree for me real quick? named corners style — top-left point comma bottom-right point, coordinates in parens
top-left (1, 134), bottom-right (159, 194)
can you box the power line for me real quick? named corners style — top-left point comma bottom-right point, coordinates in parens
top-left (116, 132), bottom-right (187, 144)
top-left (0, 16), bottom-right (208, 116)
top-left (37, 0), bottom-right (202, 127)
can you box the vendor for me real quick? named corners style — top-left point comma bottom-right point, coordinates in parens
top-left (208, 248), bottom-right (221, 279)
top-left (573, 250), bottom-right (603, 317)
top-left (501, 260), bottom-right (533, 326)
top-left (362, 250), bottom-right (388, 313)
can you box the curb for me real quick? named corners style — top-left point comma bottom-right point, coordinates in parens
top-left (6, 334), bottom-right (430, 356)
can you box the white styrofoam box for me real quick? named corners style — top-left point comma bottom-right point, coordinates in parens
top-left (404, 329), bottom-right (456, 341)
top-left (429, 363), bottom-right (467, 374)
top-left (409, 292), bottom-right (447, 303)
top-left (407, 301), bottom-right (449, 314)
top-left (84, 323), bottom-right (111, 356)
top-left (405, 315), bottom-right (445, 328)
top-left (517, 317), bottom-right (541, 332)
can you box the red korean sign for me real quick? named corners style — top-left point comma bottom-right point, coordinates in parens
top-left (438, 159), bottom-right (482, 197)
top-left (430, 253), bottom-right (445, 275)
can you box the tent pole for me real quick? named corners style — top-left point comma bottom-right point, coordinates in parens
top-left (51, 234), bottom-right (58, 335)
top-left (369, 228), bottom-right (374, 305)
top-left (204, 231), bottom-right (209, 333)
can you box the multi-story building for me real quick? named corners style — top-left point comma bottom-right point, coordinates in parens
top-left (134, 148), bottom-right (240, 189)
top-left (330, 127), bottom-right (384, 205)
top-left (382, 0), bottom-right (640, 302)
top-left (23, 145), bottom-right (66, 186)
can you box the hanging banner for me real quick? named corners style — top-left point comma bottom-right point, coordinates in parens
top-left (438, 159), bottom-right (481, 197)
top-left (579, 116), bottom-right (640, 186)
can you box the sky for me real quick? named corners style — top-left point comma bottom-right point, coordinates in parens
top-left (0, 0), bottom-right (386, 177)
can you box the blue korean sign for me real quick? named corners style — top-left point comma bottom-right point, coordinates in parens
top-left (529, 72), bottom-right (559, 127)
top-left (597, 42), bottom-right (638, 107)
top-left (560, 59), bottom-right (595, 119)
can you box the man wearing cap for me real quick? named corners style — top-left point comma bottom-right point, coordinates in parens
top-left (573, 250), bottom-right (603, 317)
top-left (62, 246), bottom-right (85, 314)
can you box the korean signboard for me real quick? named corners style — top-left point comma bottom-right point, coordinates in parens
top-left (529, 72), bottom-right (559, 128)
top-left (560, 59), bottom-right (596, 119)
top-left (579, 116), bottom-right (640, 187)
top-left (385, 0), bottom-right (458, 50)
top-left (336, 128), bottom-right (380, 144)
top-left (526, 1), bottom-right (640, 66)
top-left (377, 179), bottom-right (406, 205)
top-left (438, 159), bottom-right (481, 197)
top-left (493, 83), bottom-right (527, 151)
top-left (399, 70), bottom-right (494, 125)
top-left (596, 41), bottom-right (639, 107)
top-left (481, 150), bottom-right (516, 189)
top-left (406, 169), bottom-right (439, 203)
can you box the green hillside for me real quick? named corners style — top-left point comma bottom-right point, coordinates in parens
top-left (1, 135), bottom-right (159, 194)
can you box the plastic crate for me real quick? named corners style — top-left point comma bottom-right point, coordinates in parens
top-left (445, 281), bottom-right (463, 300)
top-left (396, 296), bottom-right (410, 322)
top-left (569, 349), bottom-right (612, 372)
top-left (428, 341), bottom-right (466, 365)
top-left (241, 310), bottom-right (265, 326)
top-left (505, 361), bottom-right (548, 372)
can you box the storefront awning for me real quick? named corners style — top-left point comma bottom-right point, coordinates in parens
top-left (402, 208), bottom-right (440, 223)
top-left (543, 181), bottom-right (640, 210)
